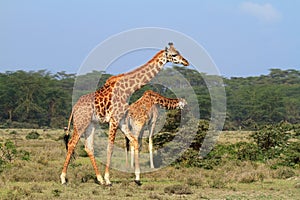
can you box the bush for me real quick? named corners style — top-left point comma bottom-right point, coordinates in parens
top-left (176, 142), bottom-right (260, 169)
top-left (0, 140), bottom-right (31, 173)
top-left (153, 132), bottom-right (175, 149)
top-left (292, 124), bottom-right (300, 136)
top-left (251, 123), bottom-right (291, 159)
top-left (160, 110), bottom-right (182, 132)
top-left (9, 130), bottom-right (18, 135)
top-left (0, 140), bottom-right (18, 172)
top-left (19, 150), bottom-right (30, 161)
top-left (26, 131), bottom-right (40, 140)
top-left (0, 140), bottom-right (17, 163)
top-left (172, 121), bottom-right (299, 169)
top-left (189, 120), bottom-right (209, 150)
top-left (236, 142), bottom-right (260, 161)
top-left (175, 149), bottom-right (204, 168)
top-left (277, 142), bottom-right (300, 168)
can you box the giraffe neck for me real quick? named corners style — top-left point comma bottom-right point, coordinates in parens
top-left (150, 93), bottom-right (180, 110)
top-left (123, 50), bottom-right (166, 93)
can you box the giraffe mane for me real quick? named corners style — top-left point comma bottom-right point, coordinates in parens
top-left (124, 50), bottom-right (165, 76)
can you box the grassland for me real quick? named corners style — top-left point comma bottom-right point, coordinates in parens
top-left (0, 129), bottom-right (299, 200)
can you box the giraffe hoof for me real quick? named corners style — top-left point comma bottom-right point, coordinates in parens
top-left (94, 178), bottom-right (104, 185)
top-left (134, 180), bottom-right (142, 186)
top-left (61, 178), bottom-right (68, 185)
top-left (106, 183), bottom-right (113, 187)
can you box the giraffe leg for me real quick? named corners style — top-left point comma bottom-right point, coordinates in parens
top-left (132, 136), bottom-right (141, 185)
top-left (120, 123), bottom-right (141, 185)
top-left (149, 137), bottom-right (154, 169)
top-left (149, 123), bottom-right (155, 169)
top-left (104, 121), bottom-right (118, 186)
top-left (131, 126), bottom-right (142, 169)
top-left (125, 137), bottom-right (130, 168)
top-left (130, 143), bottom-right (134, 168)
top-left (149, 110), bottom-right (157, 169)
top-left (84, 123), bottom-right (104, 185)
top-left (60, 127), bottom-right (80, 184)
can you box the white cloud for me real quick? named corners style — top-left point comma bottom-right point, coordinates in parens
top-left (239, 2), bottom-right (282, 22)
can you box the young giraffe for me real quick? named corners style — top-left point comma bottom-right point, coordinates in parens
top-left (60, 43), bottom-right (189, 186)
top-left (124, 90), bottom-right (187, 169)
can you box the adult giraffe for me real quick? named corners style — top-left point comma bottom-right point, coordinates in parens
top-left (60, 43), bottom-right (189, 186)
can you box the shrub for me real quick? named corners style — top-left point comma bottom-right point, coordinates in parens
top-left (9, 130), bottom-right (18, 135)
top-left (251, 123), bottom-right (291, 159)
top-left (26, 131), bottom-right (40, 140)
top-left (0, 140), bottom-right (17, 163)
top-left (176, 142), bottom-right (259, 169)
top-left (161, 110), bottom-right (183, 132)
top-left (153, 132), bottom-right (175, 149)
top-left (0, 140), bottom-right (18, 173)
top-left (19, 150), bottom-right (30, 161)
top-left (236, 142), bottom-right (260, 161)
top-left (294, 124), bottom-right (300, 136)
top-left (277, 141), bottom-right (300, 168)
top-left (175, 149), bottom-right (203, 168)
top-left (189, 120), bottom-right (209, 150)
top-left (0, 140), bottom-right (31, 173)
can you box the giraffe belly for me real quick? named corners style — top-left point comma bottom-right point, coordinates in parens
top-left (92, 111), bottom-right (108, 123)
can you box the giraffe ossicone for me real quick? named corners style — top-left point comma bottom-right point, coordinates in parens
top-left (60, 43), bottom-right (189, 186)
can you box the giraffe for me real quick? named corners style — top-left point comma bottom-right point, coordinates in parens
top-left (60, 43), bottom-right (189, 186)
top-left (124, 90), bottom-right (187, 169)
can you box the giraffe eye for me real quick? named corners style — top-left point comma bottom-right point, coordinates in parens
top-left (171, 54), bottom-right (178, 57)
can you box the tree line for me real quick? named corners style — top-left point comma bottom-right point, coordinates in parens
top-left (0, 67), bottom-right (299, 130)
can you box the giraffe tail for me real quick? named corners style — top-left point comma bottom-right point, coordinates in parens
top-left (63, 110), bottom-right (73, 151)
top-left (125, 137), bottom-right (130, 152)
top-left (63, 133), bottom-right (70, 151)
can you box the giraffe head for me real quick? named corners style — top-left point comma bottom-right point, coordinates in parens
top-left (165, 42), bottom-right (189, 66)
top-left (178, 98), bottom-right (187, 109)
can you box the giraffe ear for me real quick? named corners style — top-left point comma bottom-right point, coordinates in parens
top-left (165, 46), bottom-right (168, 52)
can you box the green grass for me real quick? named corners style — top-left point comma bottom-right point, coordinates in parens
top-left (0, 129), bottom-right (299, 200)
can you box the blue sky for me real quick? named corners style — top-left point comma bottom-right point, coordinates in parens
top-left (0, 0), bottom-right (299, 77)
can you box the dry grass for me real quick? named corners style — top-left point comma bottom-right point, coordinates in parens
top-left (0, 129), bottom-right (299, 199)
top-left (218, 131), bottom-right (253, 144)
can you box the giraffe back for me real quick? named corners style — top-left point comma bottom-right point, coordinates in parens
top-left (127, 90), bottom-right (186, 127)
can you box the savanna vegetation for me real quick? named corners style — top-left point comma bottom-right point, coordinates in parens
top-left (0, 67), bottom-right (300, 199)
top-left (0, 126), bottom-right (299, 199)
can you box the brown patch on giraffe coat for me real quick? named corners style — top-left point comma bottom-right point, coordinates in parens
top-left (125, 89), bottom-right (131, 95)
top-left (146, 72), bottom-right (152, 78)
top-left (129, 79), bottom-right (135, 86)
